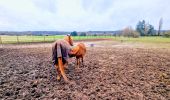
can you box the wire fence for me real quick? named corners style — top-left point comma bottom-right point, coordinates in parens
top-left (1, 35), bottom-right (169, 45)
top-left (0, 35), bottom-right (115, 44)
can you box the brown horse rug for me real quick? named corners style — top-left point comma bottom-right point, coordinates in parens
top-left (52, 39), bottom-right (72, 65)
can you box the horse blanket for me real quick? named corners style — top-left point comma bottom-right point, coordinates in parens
top-left (52, 39), bottom-right (72, 65)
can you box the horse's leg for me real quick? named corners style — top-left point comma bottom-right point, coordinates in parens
top-left (81, 57), bottom-right (84, 66)
top-left (58, 57), bottom-right (69, 82)
top-left (78, 58), bottom-right (80, 68)
top-left (76, 58), bottom-right (78, 67)
top-left (64, 62), bottom-right (68, 69)
top-left (76, 58), bottom-right (79, 68)
top-left (55, 64), bottom-right (61, 80)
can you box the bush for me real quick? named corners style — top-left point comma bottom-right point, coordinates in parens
top-left (163, 31), bottom-right (170, 37)
top-left (132, 31), bottom-right (140, 38)
top-left (122, 27), bottom-right (140, 38)
top-left (70, 31), bottom-right (78, 36)
top-left (79, 32), bottom-right (86, 36)
top-left (93, 34), bottom-right (97, 36)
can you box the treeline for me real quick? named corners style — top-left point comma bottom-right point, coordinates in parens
top-left (70, 31), bottom-right (121, 36)
top-left (120, 20), bottom-right (170, 38)
top-left (0, 30), bottom-right (122, 36)
top-left (0, 19), bottom-right (170, 38)
top-left (71, 19), bottom-right (170, 38)
top-left (0, 31), bottom-right (69, 36)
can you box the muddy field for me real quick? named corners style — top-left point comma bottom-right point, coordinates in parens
top-left (0, 40), bottom-right (170, 100)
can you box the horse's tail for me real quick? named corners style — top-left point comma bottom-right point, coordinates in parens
top-left (58, 57), bottom-right (69, 82)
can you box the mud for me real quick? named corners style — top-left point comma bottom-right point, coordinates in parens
top-left (0, 41), bottom-right (170, 100)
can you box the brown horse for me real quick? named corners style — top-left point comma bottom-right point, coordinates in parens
top-left (70, 43), bottom-right (86, 68)
top-left (52, 34), bottom-right (73, 83)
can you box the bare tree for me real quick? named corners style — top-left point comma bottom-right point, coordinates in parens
top-left (122, 26), bottom-right (140, 38)
top-left (158, 18), bottom-right (163, 36)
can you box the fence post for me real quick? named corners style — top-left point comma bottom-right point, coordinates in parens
top-left (53, 35), bottom-right (55, 41)
top-left (17, 35), bottom-right (19, 44)
top-left (0, 36), bottom-right (2, 44)
top-left (44, 35), bottom-right (45, 42)
top-left (32, 35), bottom-right (34, 42)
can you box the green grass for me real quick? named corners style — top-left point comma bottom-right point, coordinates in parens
top-left (0, 35), bottom-right (112, 44)
top-left (112, 36), bottom-right (170, 43)
top-left (0, 35), bottom-right (65, 44)
top-left (0, 35), bottom-right (170, 44)
top-left (73, 35), bottom-right (112, 40)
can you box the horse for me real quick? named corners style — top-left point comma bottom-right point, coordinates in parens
top-left (70, 43), bottom-right (86, 68)
top-left (52, 34), bottom-right (73, 83)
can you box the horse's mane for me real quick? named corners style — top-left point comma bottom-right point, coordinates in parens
top-left (64, 35), bottom-right (73, 46)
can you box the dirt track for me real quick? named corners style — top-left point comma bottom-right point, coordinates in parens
top-left (0, 40), bottom-right (170, 100)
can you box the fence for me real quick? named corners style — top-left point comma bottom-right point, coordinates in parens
top-left (0, 35), bottom-right (115, 44)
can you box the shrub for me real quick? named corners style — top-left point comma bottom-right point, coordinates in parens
top-left (93, 34), bottom-right (97, 36)
top-left (163, 31), bottom-right (170, 37)
top-left (122, 27), bottom-right (140, 38)
top-left (70, 31), bottom-right (78, 36)
top-left (79, 32), bottom-right (86, 36)
top-left (132, 31), bottom-right (140, 38)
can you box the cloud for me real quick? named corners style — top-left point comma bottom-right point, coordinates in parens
top-left (32, 0), bottom-right (57, 13)
top-left (0, 0), bottom-right (169, 31)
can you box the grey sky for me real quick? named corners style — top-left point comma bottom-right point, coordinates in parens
top-left (0, 0), bottom-right (169, 31)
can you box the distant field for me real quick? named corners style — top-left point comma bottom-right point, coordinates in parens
top-left (113, 36), bottom-right (170, 43)
top-left (0, 35), bottom-right (64, 43)
top-left (0, 35), bottom-right (170, 44)
top-left (0, 35), bottom-right (112, 44)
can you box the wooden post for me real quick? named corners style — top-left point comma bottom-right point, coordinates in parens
top-left (115, 34), bottom-right (117, 37)
top-left (0, 36), bottom-right (2, 44)
top-left (53, 35), bottom-right (55, 41)
top-left (32, 35), bottom-right (34, 42)
top-left (17, 35), bottom-right (19, 44)
top-left (44, 35), bottom-right (45, 42)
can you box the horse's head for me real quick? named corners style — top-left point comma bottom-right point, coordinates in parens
top-left (64, 34), bottom-right (73, 46)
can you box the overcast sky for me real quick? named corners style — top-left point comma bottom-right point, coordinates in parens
top-left (0, 0), bottom-right (169, 31)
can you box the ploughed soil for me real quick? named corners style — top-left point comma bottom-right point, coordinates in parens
top-left (0, 40), bottom-right (170, 100)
